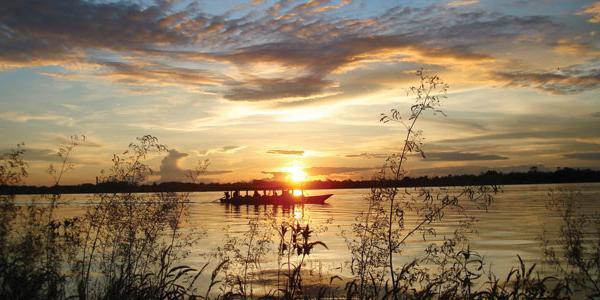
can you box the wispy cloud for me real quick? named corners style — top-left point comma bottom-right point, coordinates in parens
top-left (346, 152), bottom-right (388, 159)
top-left (0, 111), bottom-right (74, 126)
top-left (261, 165), bottom-right (374, 179)
top-left (266, 149), bottom-right (305, 155)
top-left (447, 0), bottom-right (479, 7)
top-left (423, 151), bottom-right (508, 161)
top-left (46, 133), bottom-right (103, 148)
top-left (305, 166), bottom-right (374, 176)
top-left (408, 164), bottom-right (552, 177)
top-left (493, 60), bottom-right (600, 94)
top-left (199, 145), bottom-right (247, 156)
top-left (577, 2), bottom-right (600, 23)
top-left (0, 147), bottom-right (98, 165)
top-left (563, 152), bottom-right (600, 160)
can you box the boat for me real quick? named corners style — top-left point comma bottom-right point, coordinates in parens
top-left (219, 193), bottom-right (332, 205)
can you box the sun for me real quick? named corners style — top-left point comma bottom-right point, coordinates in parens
top-left (286, 164), bottom-right (307, 182)
top-left (289, 166), bottom-right (307, 182)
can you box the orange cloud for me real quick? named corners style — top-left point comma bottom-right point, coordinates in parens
top-left (577, 2), bottom-right (600, 23)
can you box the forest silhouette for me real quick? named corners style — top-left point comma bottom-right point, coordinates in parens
top-left (1, 167), bottom-right (598, 195)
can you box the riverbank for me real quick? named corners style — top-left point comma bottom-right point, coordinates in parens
top-left (2, 167), bottom-right (599, 195)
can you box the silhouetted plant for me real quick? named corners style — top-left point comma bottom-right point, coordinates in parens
top-left (345, 69), bottom-right (498, 299)
top-left (276, 215), bottom-right (328, 299)
top-left (0, 138), bottom-right (83, 300)
top-left (74, 135), bottom-right (207, 300)
top-left (542, 188), bottom-right (600, 298)
top-left (215, 217), bottom-right (273, 298)
top-left (475, 255), bottom-right (569, 299)
top-left (213, 207), bottom-right (330, 299)
top-left (0, 143), bottom-right (27, 186)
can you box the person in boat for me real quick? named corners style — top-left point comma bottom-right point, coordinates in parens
top-left (253, 190), bottom-right (260, 199)
top-left (233, 190), bottom-right (240, 198)
top-left (224, 191), bottom-right (230, 200)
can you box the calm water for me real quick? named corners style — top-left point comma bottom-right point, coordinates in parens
top-left (16, 182), bottom-right (600, 287)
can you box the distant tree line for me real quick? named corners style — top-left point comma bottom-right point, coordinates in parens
top-left (1, 167), bottom-right (598, 195)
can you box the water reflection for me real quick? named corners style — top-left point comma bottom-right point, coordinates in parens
top-left (222, 202), bottom-right (317, 223)
top-left (16, 183), bottom-right (600, 280)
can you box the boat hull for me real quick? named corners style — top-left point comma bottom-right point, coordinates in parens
top-left (220, 194), bottom-right (332, 205)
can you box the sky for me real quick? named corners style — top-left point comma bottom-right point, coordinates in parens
top-left (0, 0), bottom-right (599, 185)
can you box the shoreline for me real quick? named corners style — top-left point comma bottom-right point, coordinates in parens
top-left (3, 179), bottom-right (599, 195)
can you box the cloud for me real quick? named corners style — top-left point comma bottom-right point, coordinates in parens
top-left (203, 170), bottom-right (233, 175)
top-left (159, 149), bottom-right (190, 182)
top-left (261, 165), bottom-right (373, 180)
top-left (0, 0), bottom-right (563, 104)
top-left (423, 151), bottom-right (508, 161)
top-left (0, 147), bottom-right (95, 165)
top-left (266, 149), bottom-right (305, 155)
top-left (49, 134), bottom-right (103, 148)
top-left (438, 131), bottom-right (586, 144)
top-left (493, 61), bottom-right (600, 94)
top-left (447, 0), bottom-right (479, 7)
top-left (199, 145), bottom-right (246, 156)
top-left (577, 2), bottom-right (600, 24)
top-left (409, 164), bottom-right (550, 177)
top-left (18, 148), bottom-right (57, 162)
top-left (305, 166), bottom-right (374, 176)
top-left (158, 149), bottom-right (231, 182)
top-left (97, 60), bottom-right (227, 90)
top-left (223, 75), bottom-right (334, 101)
top-left (0, 111), bottom-right (74, 126)
top-left (261, 171), bottom-right (288, 181)
top-left (217, 33), bottom-right (492, 101)
top-left (0, 0), bottom-right (199, 68)
top-left (346, 152), bottom-right (388, 159)
top-left (563, 152), bottom-right (600, 160)
top-left (553, 38), bottom-right (596, 56)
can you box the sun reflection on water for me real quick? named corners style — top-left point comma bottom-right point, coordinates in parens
top-left (293, 205), bottom-right (305, 220)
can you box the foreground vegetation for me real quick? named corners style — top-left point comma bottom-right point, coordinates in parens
top-left (0, 71), bottom-right (598, 299)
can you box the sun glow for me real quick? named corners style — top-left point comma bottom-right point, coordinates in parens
top-left (289, 166), bottom-right (307, 182)
top-left (283, 163), bottom-right (308, 182)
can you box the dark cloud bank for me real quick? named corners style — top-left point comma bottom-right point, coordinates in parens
top-left (2, 0), bottom-right (595, 102)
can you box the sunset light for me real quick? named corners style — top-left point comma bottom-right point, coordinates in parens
top-left (286, 164), bottom-right (308, 183)
top-left (0, 1), bottom-right (599, 298)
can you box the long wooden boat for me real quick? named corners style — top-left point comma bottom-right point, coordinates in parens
top-left (219, 193), bottom-right (332, 205)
